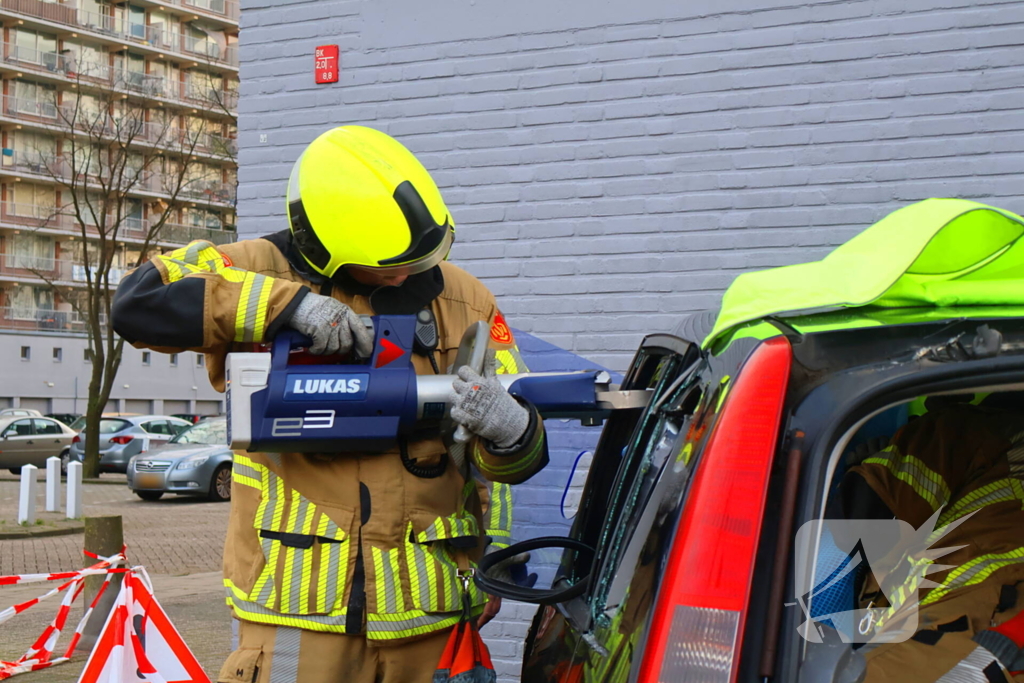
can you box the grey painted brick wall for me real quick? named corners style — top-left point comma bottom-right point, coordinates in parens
top-left (236, 0), bottom-right (1024, 678)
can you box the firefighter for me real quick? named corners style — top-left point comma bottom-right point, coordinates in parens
top-left (841, 402), bottom-right (1024, 682)
top-left (110, 126), bottom-right (546, 683)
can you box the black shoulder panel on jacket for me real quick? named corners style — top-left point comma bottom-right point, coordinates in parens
top-left (112, 261), bottom-right (205, 347)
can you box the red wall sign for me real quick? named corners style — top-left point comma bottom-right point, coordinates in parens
top-left (315, 45), bottom-right (339, 84)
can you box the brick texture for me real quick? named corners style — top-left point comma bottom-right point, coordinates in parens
top-left (237, 1), bottom-right (1024, 677)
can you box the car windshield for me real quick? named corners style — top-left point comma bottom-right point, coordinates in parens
top-left (172, 420), bottom-right (227, 445)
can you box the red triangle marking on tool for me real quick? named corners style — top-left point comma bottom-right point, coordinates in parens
top-left (78, 573), bottom-right (209, 683)
top-left (375, 338), bottom-right (405, 368)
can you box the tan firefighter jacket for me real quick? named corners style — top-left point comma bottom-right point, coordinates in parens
top-left (847, 406), bottom-right (1024, 681)
top-left (111, 233), bottom-right (546, 642)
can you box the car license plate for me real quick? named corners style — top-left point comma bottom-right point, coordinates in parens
top-left (136, 473), bottom-right (163, 489)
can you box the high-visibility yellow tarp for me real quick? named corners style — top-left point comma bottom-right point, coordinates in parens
top-left (705, 199), bottom-right (1024, 349)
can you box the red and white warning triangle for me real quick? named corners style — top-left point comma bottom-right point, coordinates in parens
top-left (77, 571), bottom-right (209, 683)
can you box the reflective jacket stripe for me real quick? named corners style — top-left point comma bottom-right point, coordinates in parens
top-left (487, 482), bottom-right (513, 548)
top-left (236, 271), bottom-right (272, 343)
top-left (156, 240), bottom-right (277, 343)
top-left (939, 478), bottom-right (1024, 527)
top-left (863, 446), bottom-right (951, 511)
top-left (494, 348), bottom-right (524, 375)
top-left (923, 548), bottom-right (1024, 606)
top-left (936, 645), bottom-right (1007, 683)
top-left (473, 430), bottom-right (546, 479)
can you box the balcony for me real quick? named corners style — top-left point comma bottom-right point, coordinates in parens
top-left (133, 23), bottom-right (238, 67)
top-left (0, 0), bottom-right (238, 68)
top-left (0, 306), bottom-right (90, 333)
top-left (177, 177), bottom-right (236, 205)
top-left (181, 0), bottom-right (239, 23)
top-left (0, 147), bottom-right (236, 208)
top-left (0, 202), bottom-right (235, 245)
top-left (159, 222), bottom-right (235, 245)
top-left (0, 48), bottom-right (238, 116)
top-left (132, 0), bottom-right (238, 26)
top-left (3, 93), bottom-right (58, 121)
top-left (0, 252), bottom-right (129, 285)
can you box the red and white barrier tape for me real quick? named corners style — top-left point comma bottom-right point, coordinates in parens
top-left (0, 551), bottom-right (128, 680)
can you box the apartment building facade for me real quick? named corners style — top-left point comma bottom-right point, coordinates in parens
top-left (0, 0), bottom-right (238, 416)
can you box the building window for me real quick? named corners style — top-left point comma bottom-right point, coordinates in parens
top-left (196, 353), bottom-right (205, 367)
top-left (170, 353), bottom-right (178, 367)
top-left (9, 283), bottom-right (53, 320)
top-left (13, 79), bottom-right (57, 118)
top-left (84, 348), bottom-right (93, 362)
top-left (142, 351), bottom-right (151, 366)
top-left (14, 29), bottom-right (58, 67)
top-left (52, 347), bottom-right (62, 362)
top-left (20, 346), bottom-right (30, 361)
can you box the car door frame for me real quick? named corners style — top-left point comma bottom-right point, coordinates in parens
top-left (31, 418), bottom-right (69, 467)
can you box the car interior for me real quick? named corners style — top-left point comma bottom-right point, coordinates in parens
top-left (800, 388), bottom-right (1024, 682)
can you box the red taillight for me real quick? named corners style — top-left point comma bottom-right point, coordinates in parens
top-left (109, 436), bottom-right (133, 445)
top-left (72, 435), bottom-right (80, 444)
top-left (638, 336), bottom-right (792, 683)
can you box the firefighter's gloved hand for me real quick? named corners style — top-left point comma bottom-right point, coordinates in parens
top-left (488, 551), bottom-right (532, 585)
top-left (845, 436), bottom-right (891, 468)
top-left (450, 366), bottom-right (529, 448)
top-left (288, 293), bottom-right (374, 357)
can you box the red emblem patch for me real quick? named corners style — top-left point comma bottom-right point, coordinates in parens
top-left (220, 252), bottom-right (233, 268)
top-left (490, 313), bottom-right (513, 345)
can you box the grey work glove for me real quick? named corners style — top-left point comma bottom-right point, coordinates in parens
top-left (487, 551), bottom-right (532, 584)
top-left (449, 366), bottom-right (530, 448)
top-left (288, 293), bottom-right (374, 357)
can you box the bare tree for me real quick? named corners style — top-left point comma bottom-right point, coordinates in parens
top-left (20, 63), bottom-right (236, 477)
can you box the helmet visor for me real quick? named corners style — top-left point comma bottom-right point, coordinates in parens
top-left (344, 228), bottom-right (453, 279)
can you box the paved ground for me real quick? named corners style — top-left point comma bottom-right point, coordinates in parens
top-left (0, 473), bottom-right (228, 576)
top-left (0, 474), bottom-right (232, 680)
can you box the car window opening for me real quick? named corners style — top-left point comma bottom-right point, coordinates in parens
top-left (800, 386), bottom-right (1024, 683)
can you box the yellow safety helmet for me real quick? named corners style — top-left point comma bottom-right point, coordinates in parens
top-left (286, 126), bottom-right (455, 279)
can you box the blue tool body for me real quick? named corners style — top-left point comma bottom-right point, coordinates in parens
top-left (247, 316), bottom-right (419, 453)
top-left (506, 372), bottom-right (606, 418)
top-left (235, 315), bottom-right (618, 454)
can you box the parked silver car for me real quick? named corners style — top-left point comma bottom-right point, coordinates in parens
top-left (69, 415), bottom-right (192, 474)
top-left (0, 416), bottom-right (77, 475)
top-left (0, 408), bottom-right (43, 418)
top-left (126, 417), bottom-right (232, 502)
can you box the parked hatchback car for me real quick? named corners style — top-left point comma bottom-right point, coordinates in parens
top-left (67, 413), bottom-right (140, 433)
top-left (126, 417), bottom-right (232, 502)
top-left (69, 415), bottom-right (192, 474)
top-left (0, 416), bottom-right (77, 475)
top-left (478, 199), bottom-right (1024, 683)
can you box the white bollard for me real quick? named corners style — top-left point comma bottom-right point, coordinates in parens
top-left (18, 464), bottom-right (38, 525)
top-left (46, 456), bottom-right (61, 512)
top-left (66, 461), bottom-right (83, 520)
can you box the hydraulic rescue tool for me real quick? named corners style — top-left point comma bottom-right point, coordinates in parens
top-left (226, 314), bottom-right (650, 453)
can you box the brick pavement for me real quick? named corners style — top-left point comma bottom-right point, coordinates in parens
top-left (0, 474), bottom-right (228, 576)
